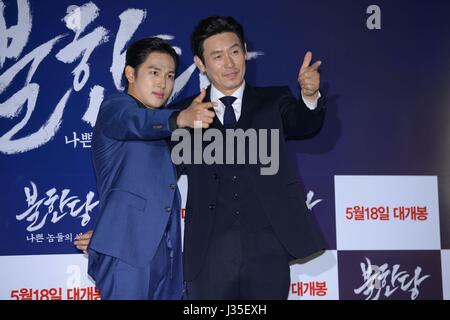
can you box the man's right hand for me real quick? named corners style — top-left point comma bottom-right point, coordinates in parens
top-left (74, 230), bottom-right (93, 254)
top-left (176, 89), bottom-right (216, 129)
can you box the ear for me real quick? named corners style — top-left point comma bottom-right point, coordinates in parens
top-left (244, 42), bottom-right (248, 60)
top-left (124, 65), bottom-right (136, 84)
top-left (194, 55), bottom-right (206, 74)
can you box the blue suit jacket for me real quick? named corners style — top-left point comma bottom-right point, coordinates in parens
top-left (88, 93), bottom-right (180, 268)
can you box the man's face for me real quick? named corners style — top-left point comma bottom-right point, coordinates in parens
top-left (195, 32), bottom-right (246, 95)
top-left (126, 51), bottom-right (176, 108)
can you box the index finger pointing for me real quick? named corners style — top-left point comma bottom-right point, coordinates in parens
top-left (301, 51), bottom-right (313, 71)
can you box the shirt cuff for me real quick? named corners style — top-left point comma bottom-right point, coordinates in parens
top-left (301, 91), bottom-right (321, 110)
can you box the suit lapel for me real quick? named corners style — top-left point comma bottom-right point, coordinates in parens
top-left (238, 84), bottom-right (259, 129)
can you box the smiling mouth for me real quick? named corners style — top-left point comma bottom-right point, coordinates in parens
top-left (224, 71), bottom-right (239, 78)
top-left (152, 92), bottom-right (165, 99)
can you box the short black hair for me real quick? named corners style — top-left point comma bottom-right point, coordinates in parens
top-left (191, 16), bottom-right (246, 62)
top-left (123, 37), bottom-right (179, 89)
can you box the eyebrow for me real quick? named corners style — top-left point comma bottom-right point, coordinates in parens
top-left (209, 43), bottom-right (241, 56)
top-left (147, 65), bottom-right (175, 73)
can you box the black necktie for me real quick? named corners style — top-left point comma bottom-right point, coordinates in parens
top-left (220, 96), bottom-right (237, 128)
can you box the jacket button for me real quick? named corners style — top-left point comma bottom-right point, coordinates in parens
top-left (165, 206), bottom-right (172, 213)
top-left (209, 204), bottom-right (216, 210)
top-left (235, 210), bottom-right (240, 215)
top-left (234, 193), bottom-right (238, 199)
top-left (170, 183), bottom-right (176, 189)
top-left (232, 175), bottom-right (238, 181)
top-left (213, 173), bottom-right (218, 179)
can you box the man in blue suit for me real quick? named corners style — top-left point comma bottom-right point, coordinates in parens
top-left (87, 37), bottom-right (215, 300)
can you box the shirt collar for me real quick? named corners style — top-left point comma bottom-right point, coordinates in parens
top-left (210, 80), bottom-right (246, 102)
top-left (128, 94), bottom-right (156, 110)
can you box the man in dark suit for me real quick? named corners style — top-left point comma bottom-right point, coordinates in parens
top-left (169, 16), bottom-right (326, 299)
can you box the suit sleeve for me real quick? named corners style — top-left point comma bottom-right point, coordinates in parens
top-left (278, 86), bottom-right (326, 139)
top-left (166, 96), bottom-right (197, 176)
top-left (98, 97), bottom-right (179, 141)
